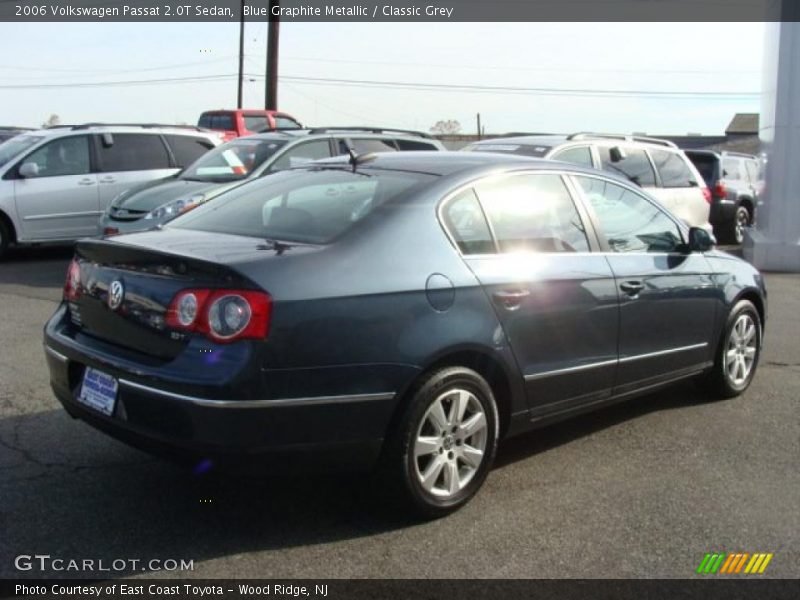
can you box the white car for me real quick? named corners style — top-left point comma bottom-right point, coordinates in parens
top-left (0, 124), bottom-right (221, 258)
top-left (464, 133), bottom-right (713, 233)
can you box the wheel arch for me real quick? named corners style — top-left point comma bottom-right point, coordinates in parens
top-left (387, 345), bottom-right (523, 442)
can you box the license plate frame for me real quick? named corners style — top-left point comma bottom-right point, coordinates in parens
top-left (77, 367), bottom-right (118, 417)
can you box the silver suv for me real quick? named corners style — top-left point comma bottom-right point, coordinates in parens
top-left (0, 124), bottom-right (222, 258)
top-left (464, 133), bottom-right (712, 232)
top-left (101, 127), bottom-right (445, 235)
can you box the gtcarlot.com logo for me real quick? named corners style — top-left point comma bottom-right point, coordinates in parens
top-left (696, 552), bottom-right (774, 575)
top-left (14, 554), bottom-right (194, 573)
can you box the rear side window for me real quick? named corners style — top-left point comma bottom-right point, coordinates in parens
top-left (442, 188), bottom-right (494, 255)
top-left (343, 139), bottom-right (399, 154)
top-left (198, 114), bottom-right (235, 130)
top-left (597, 146), bottom-right (656, 186)
top-left (165, 135), bottom-right (214, 168)
top-left (722, 158), bottom-right (743, 180)
top-left (171, 169), bottom-right (436, 244)
top-left (97, 134), bottom-right (171, 172)
top-left (649, 149), bottom-right (697, 188)
top-left (243, 115), bottom-right (269, 132)
top-left (745, 159), bottom-right (760, 183)
top-left (475, 174), bottom-right (590, 253)
top-left (395, 139), bottom-right (439, 151)
top-left (550, 145), bottom-right (593, 167)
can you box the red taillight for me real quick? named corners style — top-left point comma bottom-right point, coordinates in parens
top-left (166, 289), bottom-right (271, 343)
top-left (701, 187), bottom-right (712, 204)
top-left (63, 259), bottom-right (82, 301)
top-left (714, 180), bottom-right (727, 199)
top-left (103, 226), bottom-right (120, 236)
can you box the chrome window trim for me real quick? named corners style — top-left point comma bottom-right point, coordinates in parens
top-left (524, 342), bottom-right (708, 381)
top-left (118, 378), bottom-right (395, 409)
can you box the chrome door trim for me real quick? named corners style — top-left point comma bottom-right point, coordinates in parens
top-left (524, 342), bottom-right (708, 381)
top-left (118, 378), bottom-right (395, 409)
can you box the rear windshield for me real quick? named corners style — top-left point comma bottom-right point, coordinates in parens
top-left (0, 134), bottom-right (43, 167)
top-left (464, 143), bottom-right (551, 157)
top-left (171, 168), bottom-right (436, 244)
top-left (198, 113), bottom-right (235, 131)
top-left (686, 154), bottom-right (718, 186)
top-left (181, 138), bottom-right (287, 182)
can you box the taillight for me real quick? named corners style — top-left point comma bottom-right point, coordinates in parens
top-left (701, 187), bottom-right (712, 204)
top-left (166, 289), bottom-right (271, 343)
top-left (63, 259), bottom-right (82, 301)
top-left (714, 180), bottom-right (727, 199)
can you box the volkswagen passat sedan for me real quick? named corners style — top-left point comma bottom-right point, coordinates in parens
top-left (44, 152), bottom-right (766, 517)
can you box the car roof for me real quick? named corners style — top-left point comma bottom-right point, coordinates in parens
top-left (469, 135), bottom-right (569, 147)
top-left (312, 150), bottom-right (622, 179)
top-left (247, 129), bottom-right (440, 143)
top-left (28, 125), bottom-right (219, 138)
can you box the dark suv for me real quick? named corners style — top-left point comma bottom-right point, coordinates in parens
top-left (684, 150), bottom-right (763, 244)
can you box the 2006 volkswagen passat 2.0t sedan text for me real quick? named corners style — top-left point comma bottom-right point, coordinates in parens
top-left (43, 151), bottom-right (767, 517)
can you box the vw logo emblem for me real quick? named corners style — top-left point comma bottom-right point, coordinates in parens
top-left (108, 280), bottom-right (125, 310)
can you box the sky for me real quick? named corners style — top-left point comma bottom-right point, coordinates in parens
top-left (0, 22), bottom-right (765, 135)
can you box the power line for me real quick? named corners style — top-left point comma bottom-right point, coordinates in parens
top-left (0, 72), bottom-right (760, 100)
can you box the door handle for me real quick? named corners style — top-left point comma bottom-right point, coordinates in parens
top-left (77, 178), bottom-right (95, 186)
top-left (99, 176), bottom-right (116, 184)
top-left (620, 280), bottom-right (645, 296)
top-left (492, 289), bottom-right (530, 310)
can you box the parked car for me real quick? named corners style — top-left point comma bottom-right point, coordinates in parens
top-left (101, 127), bottom-right (445, 235)
top-left (0, 127), bottom-right (33, 144)
top-left (464, 133), bottom-right (712, 232)
top-left (198, 109), bottom-right (302, 141)
top-left (44, 152), bottom-right (765, 517)
top-left (0, 124), bottom-right (221, 258)
top-left (684, 150), bottom-right (763, 244)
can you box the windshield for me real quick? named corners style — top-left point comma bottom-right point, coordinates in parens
top-left (171, 167), bottom-right (436, 244)
top-left (465, 143), bottom-right (551, 157)
top-left (181, 138), bottom-right (287, 182)
top-left (0, 135), bottom-right (43, 168)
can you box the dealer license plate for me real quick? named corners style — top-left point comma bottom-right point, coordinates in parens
top-left (77, 368), bottom-right (118, 416)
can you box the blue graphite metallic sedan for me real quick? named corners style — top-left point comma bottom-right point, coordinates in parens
top-left (43, 152), bottom-right (766, 517)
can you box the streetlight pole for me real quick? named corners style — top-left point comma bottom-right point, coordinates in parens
top-left (237, 0), bottom-right (245, 108)
top-left (265, 0), bottom-right (280, 110)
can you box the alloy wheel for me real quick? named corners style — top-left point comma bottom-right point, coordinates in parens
top-left (726, 313), bottom-right (758, 386)
top-left (413, 388), bottom-right (488, 498)
top-left (735, 208), bottom-right (749, 244)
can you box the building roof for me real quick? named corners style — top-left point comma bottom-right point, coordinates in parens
top-left (725, 113), bottom-right (760, 135)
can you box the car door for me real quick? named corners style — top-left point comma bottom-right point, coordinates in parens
top-left (443, 172), bottom-right (619, 416)
top-left (13, 134), bottom-right (100, 240)
top-left (94, 133), bottom-right (178, 222)
top-left (571, 174), bottom-right (718, 395)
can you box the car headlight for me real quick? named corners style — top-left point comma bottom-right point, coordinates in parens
top-left (144, 194), bottom-right (205, 221)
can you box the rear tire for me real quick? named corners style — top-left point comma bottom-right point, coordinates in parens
top-left (381, 366), bottom-right (499, 519)
top-left (0, 219), bottom-right (10, 259)
top-left (730, 205), bottom-right (750, 245)
top-left (698, 299), bottom-right (761, 399)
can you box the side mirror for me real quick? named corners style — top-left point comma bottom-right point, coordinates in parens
top-left (609, 146), bottom-right (627, 163)
top-left (688, 227), bottom-right (715, 252)
top-left (18, 162), bottom-right (39, 178)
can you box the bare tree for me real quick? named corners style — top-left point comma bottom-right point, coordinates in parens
top-left (430, 119), bottom-right (462, 135)
top-left (41, 114), bottom-right (61, 128)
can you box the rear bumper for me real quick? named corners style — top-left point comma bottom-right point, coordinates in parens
top-left (44, 309), bottom-right (405, 472)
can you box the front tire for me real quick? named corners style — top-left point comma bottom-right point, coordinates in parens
top-left (731, 205), bottom-right (751, 245)
top-left (700, 299), bottom-right (761, 399)
top-left (383, 367), bottom-right (499, 518)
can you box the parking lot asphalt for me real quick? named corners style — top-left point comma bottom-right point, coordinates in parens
top-left (0, 245), bottom-right (797, 579)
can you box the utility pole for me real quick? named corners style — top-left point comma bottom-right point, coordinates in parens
top-left (237, 0), bottom-right (245, 108)
top-left (476, 113), bottom-right (482, 140)
top-left (265, 0), bottom-right (280, 110)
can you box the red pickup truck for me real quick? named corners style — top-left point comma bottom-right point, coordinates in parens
top-left (197, 109), bottom-right (302, 141)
